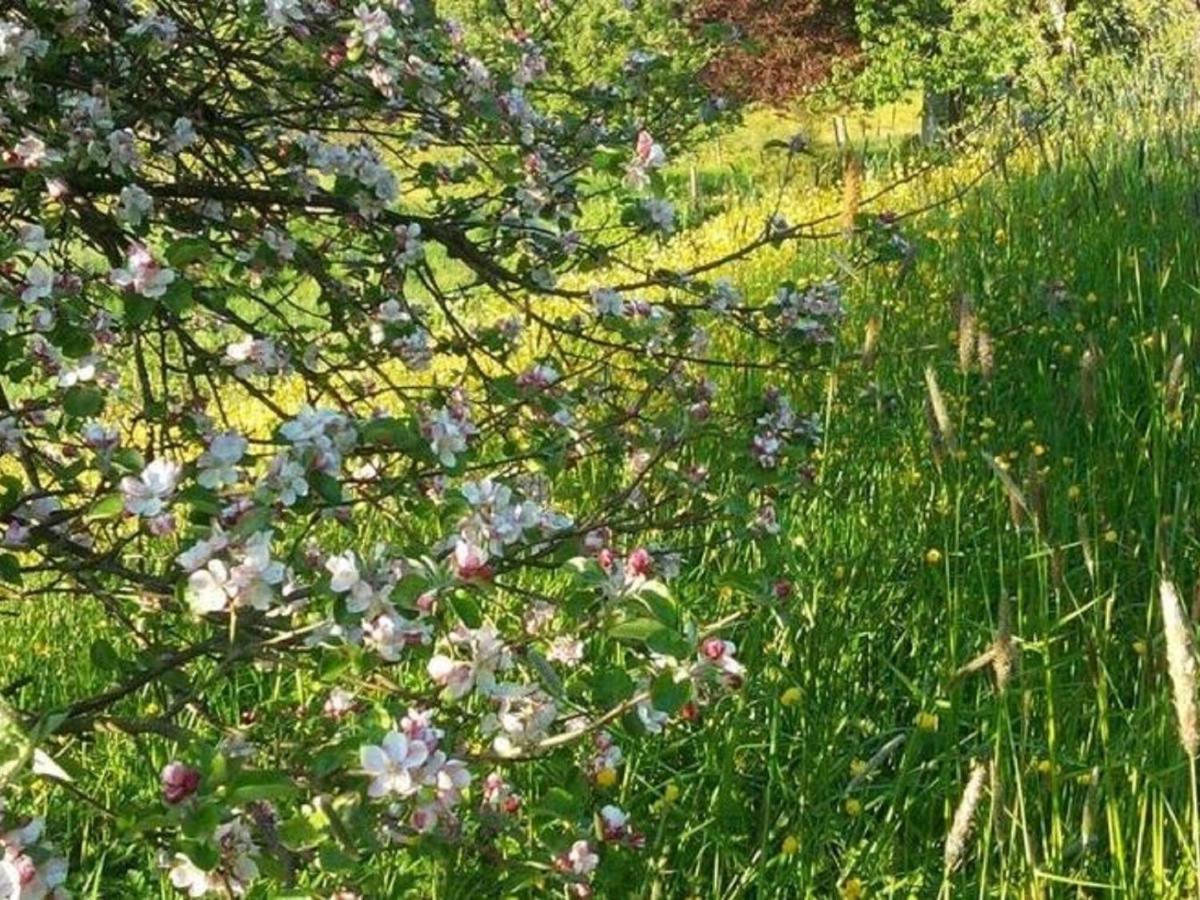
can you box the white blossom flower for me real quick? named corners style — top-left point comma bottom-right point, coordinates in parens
top-left (106, 127), bottom-right (140, 174)
top-left (394, 223), bottom-right (424, 265)
top-left (265, 455), bottom-right (308, 506)
top-left (118, 184), bottom-right (154, 226)
top-left (196, 432), bottom-right (247, 489)
top-left (353, 5), bottom-right (394, 49)
top-left (18, 223), bottom-right (49, 253)
top-left (426, 406), bottom-right (474, 467)
top-left (359, 731), bottom-right (430, 798)
top-left (427, 624), bottom-right (510, 699)
top-left (0, 417), bottom-right (23, 453)
top-left (168, 116), bottom-right (197, 153)
top-left (10, 136), bottom-right (60, 168)
top-left (265, 0), bottom-right (305, 30)
top-left (325, 550), bottom-right (380, 613)
top-left (224, 337), bottom-right (288, 377)
top-left (110, 244), bottom-right (175, 298)
top-left (364, 606), bottom-right (431, 661)
top-left (187, 559), bottom-right (231, 613)
top-left (121, 458), bottom-right (181, 517)
top-left (81, 422), bottom-right (120, 451)
top-left (56, 357), bottom-right (97, 388)
top-left (0, 19), bottom-right (48, 77)
top-left (226, 531), bottom-right (286, 610)
top-left (591, 287), bottom-right (624, 317)
top-left (20, 262), bottom-right (54, 303)
top-left (565, 840), bottom-right (598, 876)
top-left (168, 854), bottom-right (213, 897)
top-left (642, 198), bottom-right (675, 234)
top-left (177, 528), bottom-right (230, 572)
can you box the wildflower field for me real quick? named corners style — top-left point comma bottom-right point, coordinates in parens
top-left (6, 2), bottom-right (1200, 898)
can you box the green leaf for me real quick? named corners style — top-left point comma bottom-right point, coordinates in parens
top-left (646, 628), bottom-right (692, 659)
top-left (0, 554), bottom-right (22, 586)
top-left (124, 293), bottom-right (157, 327)
top-left (182, 803), bottom-right (222, 840)
top-left (318, 846), bottom-right (358, 873)
top-left (110, 448), bottom-right (145, 473)
top-left (592, 666), bottom-right (634, 706)
top-left (50, 322), bottom-right (93, 359)
top-left (88, 638), bottom-right (122, 672)
top-left (650, 671), bottom-right (690, 715)
top-left (448, 590), bottom-right (482, 629)
top-left (183, 839), bottom-right (219, 871)
top-left (358, 416), bottom-right (420, 449)
top-left (177, 485), bottom-right (222, 516)
top-left (278, 813), bottom-right (321, 850)
top-left (161, 278), bottom-right (194, 314)
top-left (535, 786), bottom-right (582, 821)
top-left (86, 493), bottom-right (125, 521)
top-left (226, 769), bottom-right (299, 804)
top-left (526, 649), bottom-right (564, 698)
top-left (608, 617), bottom-right (670, 643)
top-left (165, 237), bottom-right (212, 267)
top-left (311, 471), bottom-right (343, 505)
top-left (62, 386), bottom-right (104, 418)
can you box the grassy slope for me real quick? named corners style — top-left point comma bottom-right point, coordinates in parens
top-left (621, 74), bottom-right (1200, 898)
top-left (8, 64), bottom-right (1200, 898)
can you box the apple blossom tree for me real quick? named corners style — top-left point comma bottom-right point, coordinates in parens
top-left (0, 0), bottom-right (848, 894)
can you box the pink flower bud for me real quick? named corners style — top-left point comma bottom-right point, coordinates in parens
top-left (625, 547), bottom-right (653, 579)
top-left (161, 761), bottom-right (200, 804)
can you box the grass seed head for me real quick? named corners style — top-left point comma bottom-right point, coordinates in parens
top-left (1080, 347), bottom-right (1099, 425)
top-left (1165, 351), bottom-right (1186, 417)
top-left (956, 296), bottom-right (978, 374)
top-left (862, 315), bottom-right (881, 371)
top-left (992, 593), bottom-right (1015, 693)
top-left (945, 759), bottom-right (989, 872)
top-left (924, 366), bottom-right (956, 458)
top-left (1160, 578), bottom-right (1199, 758)
top-left (977, 328), bottom-right (995, 381)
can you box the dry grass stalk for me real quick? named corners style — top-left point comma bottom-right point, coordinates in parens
top-left (1078, 513), bottom-right (1096, 581)
top-left (956, 296), bottom-right (978, 374)
top-left (1165, 352), bottom-right (1186, 418)
top-left (1023, 456), bottom-right (1047, 532)
top-left (976, 328), bottom-right (995, 381)
top-left (983, 452), bottom-right (1032, 531)
top-left (992, 593), bottom-right (1015, 693)
top-left (924, 399), bottom-right (945, 465)
top-left (924, 366), bottom-right (957, 455)
top-left (953, 594), bottom-right (1017, 692)
top-left (862, 315), bottom-right (881, 371)
top-left (1050, 546), bottom-right (1066, 591)
top-left (846, 733), bottom-right (907, 794)
top-left (1161, 578), bottom-right (1199, 758)
top-left (988, 759), bottom-right (1005, 844)
top-left (945, 759), bottom-right (990, 872)
top-left (953, 648), bottom-right (995, 680)
top-left (1080, 347), bottom-right (1099, 425)
top-left (1080, 766), bottom-right (1101, 856)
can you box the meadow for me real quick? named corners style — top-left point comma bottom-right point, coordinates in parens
top-left (7, 22), bottom-right (1200, 900)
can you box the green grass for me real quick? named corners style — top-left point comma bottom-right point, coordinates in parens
top-left (9, 58), bottom-right (1200, 899)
